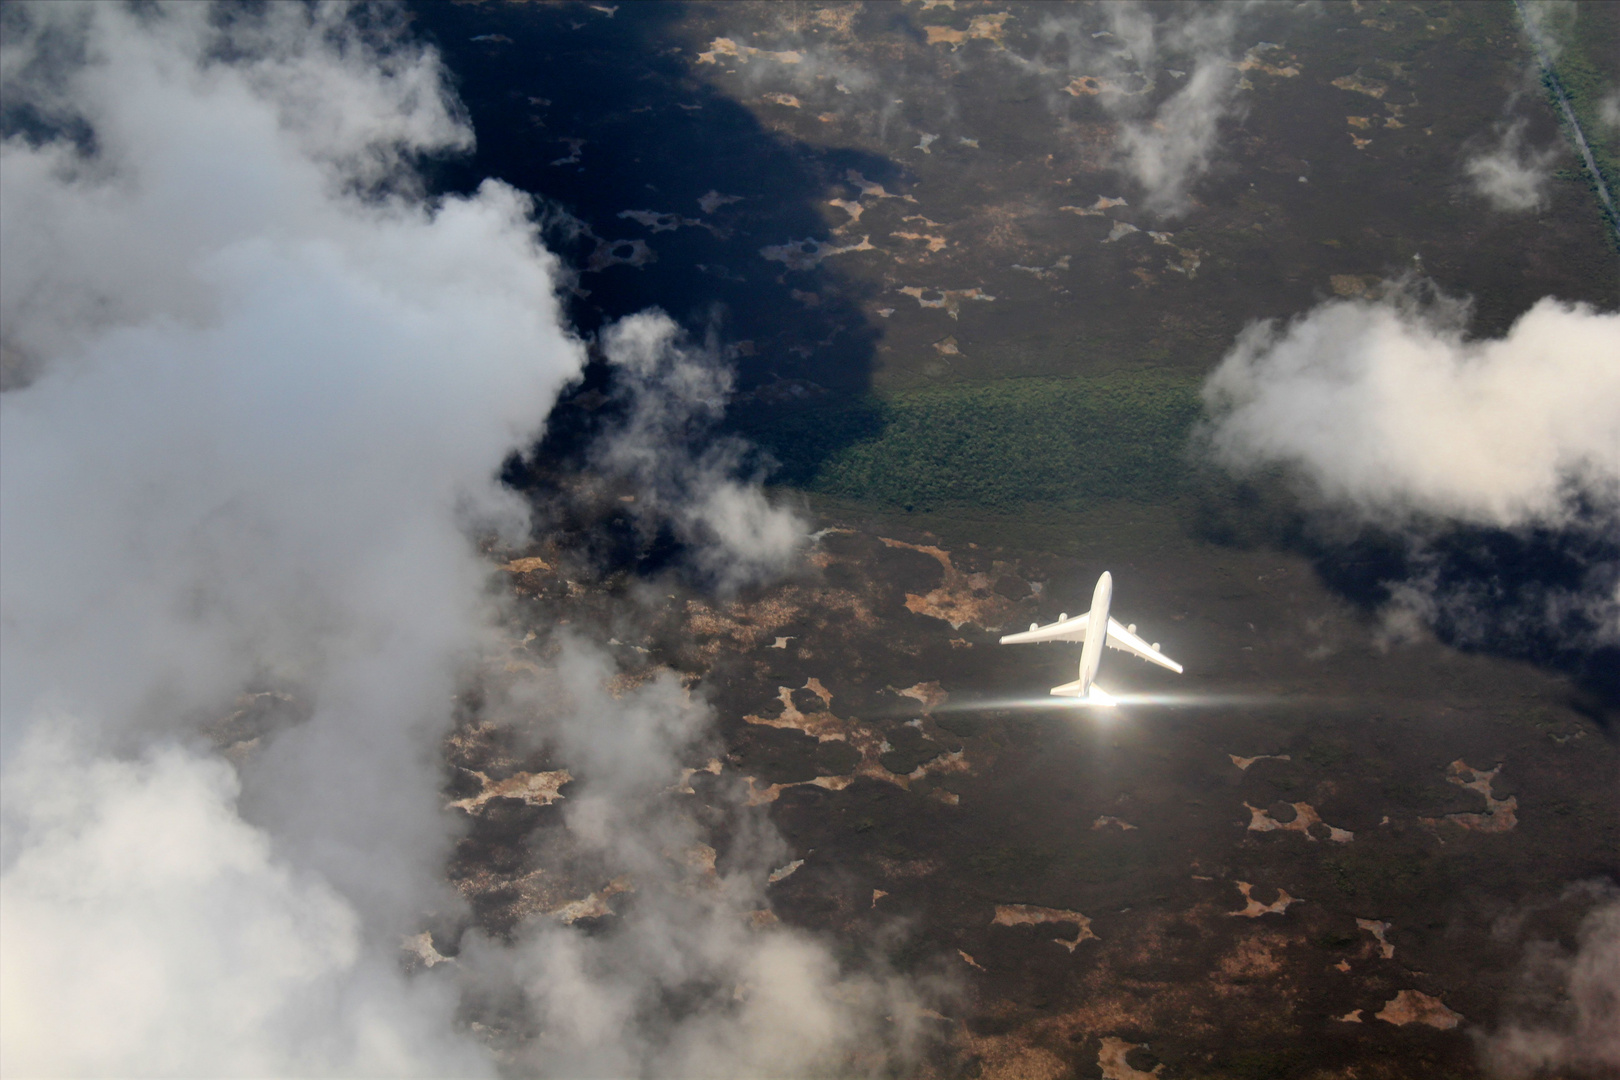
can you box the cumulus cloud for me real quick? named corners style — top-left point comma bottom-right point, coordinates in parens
top-left (1201, 289), bottom-right (1620, 654)
top-left (1465, 118), bottom-right (1561, 212)
top-left (1, 4), bottom-right (892, 1074)
top-left (1479, 887), bottom-right (1620, 1078)
top-left (595, 311), bottom-right (808, 588)
top-left (1, 1), bottom-right (580, 1072)
top-left (1, 731), bottom-right (481, 1077)
top-left (1202, 294), bottom-right (1620, 528)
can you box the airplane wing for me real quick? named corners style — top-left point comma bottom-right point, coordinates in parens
top-left (999, 613), bottom-right (1089, 645)
top-left (1105, 617), bottom-right (1183, 673)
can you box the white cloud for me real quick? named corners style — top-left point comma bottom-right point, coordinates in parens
top-left (1114, 7), bottom-right (1248, 217)
top-left (1, 2), bottom-right (581, 1072)
top-left (596, 311), bottom-right (807, 587)
top-left (1479, 888), bottom-right (1620, 1078)
top-left (0, 732), bottom-right (480, 1078)
top-left (1598, 88), bottom-right (1620, 134)
top-left (1034, 3), bottom-right (1252, 217)
top-left (1517, 0), bottom-right (1577, 63)
top-left (459, 638), bottom-right (936, 1078)
top-left (1465, 119), bottom-right (1561, 212)
top-left (0, 5), bottom-right (898, 1075)
top-left (1115, 55), bottom-right (1242, 217)
top-left (1202, 290), bottom-right (1620, 651)
top-left (1201, 294), bottom-right (1620, 528)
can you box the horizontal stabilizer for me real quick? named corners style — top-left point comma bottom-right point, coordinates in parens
top-left (1049, 681), bottom-right (1118, 707)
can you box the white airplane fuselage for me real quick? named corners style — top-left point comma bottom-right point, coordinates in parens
top-left (1073, 570), bottom-right (1112, 699)
top-left (998, 570), bottom-right (1183, 706)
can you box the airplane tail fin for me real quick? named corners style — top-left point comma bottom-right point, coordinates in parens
top-left (1049, 681), bottom-right (1118, 707)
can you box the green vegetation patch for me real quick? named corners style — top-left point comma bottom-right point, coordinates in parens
top-left (1527, 1), bottom-right (1620, 240)
top-left (735, 373), bottom-right (1202, 512)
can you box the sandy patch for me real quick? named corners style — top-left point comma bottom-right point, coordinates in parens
top-left (1356, 918), bottom-right (1395, 959)
top-left (550, 137), bottom-right (584, 166)
top-left (402, 931), bottom-right (452, 968)
top-left (763, 92), bottom-right (801, 108)
top-left (745, 679), bottom-right (848, 740)
top-left (696, 38), bottom-right (803, 65)
top-left (1063, 73), bottom-right (1155, 97)
top-left (760, 235), bottom-right (875, 271)
top-left (827, 197), bottom-right (864, 226)
top-left (744, 678), bottom-right (973, 795)
top-left (898, 681), bottom-right (949, 712)
top-left (548, 877), bottom-right (634, 924)
top-left (1421, 759), bottom-right (1518, 833)
top-left (897, 285), bottom-right (995, 318)
top-left (1330, 274), bottom-right (1382, 298)
top-left (585, 237), bottom-right (655, 272)
top-left (617, 209), bottom-right (705, 234)
top-left (500, 556), bottom-right (553, 573)
top-left (1063, 75), bottom-right (1105, 97)
top-left (1011, 255), bottom-right (1071, 279)
top-left (1375, 989), bottom-right (1462, 1029)
top-left (957, 1036), bottom-right (1069, 1080)
top-left (448, 769), bottom-right (572, 813)
top-left (1235, 43), bottom-right (1300, 78)
top-left (1098, 1037), bottom-right (1163, 1079)
top-left (1228, 881), bottom-right (1301, 917)
top-left (1244, 801), bottom-right (1354, 842)
top-left (811, 6), bottom-right (859, 35)
top-left (879, 538), bottom-right (1019, 630)
top-left (1061, 195), bottom-right (1129, 216)
top-left (1229, 753), bottom-right (1291, 770)
top-left (958, 949), bottom-right (986, 971)
top-left (743, 773), bottom-right (856, 806)
top-left (993, 904), bottom-right (1098, 952)
top-left (1332, 72), bottom-right (1388, 98)
top-left (1145, 231), bottom-right (1203, 275)
top-left (891, 231), bottom-right (949, 254)
top-left (872, 889), bottom-right (888, 907)
top-left (671, 757), bottom-right (722, 795)
top-left (1102, 221), bottom-right (1141, 243)
top-left (846, 170), bottom-right (916, 202)
top-left (1335, 1009), bottom-right (1363, 1023)
top-left (767, 859), bottom-right (804, 885)
top-left (698, 190), bottom-right (742, 213)
top-left (1093, 816), bottom-right (1137, 831)
top-left (925, 12), bottom-right (1011, 49)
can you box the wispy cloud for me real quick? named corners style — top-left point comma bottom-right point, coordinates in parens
top-left (1465, 118), bottom-right (1561, 212)
top-left (594, 312), bottom-right (808, 589)
top-left (460, 637), bottom-right (935, 1076)
top-left (1477, 884), bottom-right (1620, 1078)
top-left (1111, 7), bottom-right (1248, 217)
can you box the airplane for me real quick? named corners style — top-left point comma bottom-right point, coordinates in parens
top-left (999, 571), bottom-right (1182, 706)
